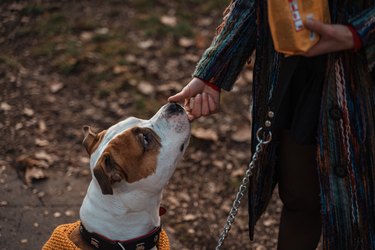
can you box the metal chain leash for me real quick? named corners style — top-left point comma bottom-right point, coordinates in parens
top-left (215, 127), bottom-right (272, 250)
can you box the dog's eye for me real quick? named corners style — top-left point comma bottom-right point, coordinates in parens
top-left (142, 134), bottom-right (149, 147)
top-left (137, 132), bottom-right (150, 152)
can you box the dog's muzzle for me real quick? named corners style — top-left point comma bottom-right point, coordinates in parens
top-left (165, 102), bottom-right (184, 115)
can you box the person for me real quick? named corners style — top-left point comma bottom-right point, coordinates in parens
top-left (168, 1), bottom-right (375, 249)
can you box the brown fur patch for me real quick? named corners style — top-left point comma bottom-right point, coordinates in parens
top-left (93, 127), bottom-right (161, 194)
top-left (82, 126), bottom-right (107, 155)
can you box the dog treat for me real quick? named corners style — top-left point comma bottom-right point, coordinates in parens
top-left (268, 0), bottom-right (330, 55)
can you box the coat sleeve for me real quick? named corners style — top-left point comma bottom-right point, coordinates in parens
top-left (349, 6), bottom-right (375, 70)
top-left (193, 0), bottom-right (257, 91)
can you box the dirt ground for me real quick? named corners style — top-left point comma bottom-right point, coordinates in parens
top-left (0, 1), bottom-right (286, 249)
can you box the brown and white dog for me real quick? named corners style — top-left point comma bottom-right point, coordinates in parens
top-left (43, 103), bottom-right (190, 250)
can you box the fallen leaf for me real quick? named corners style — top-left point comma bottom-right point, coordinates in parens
top-left (50, 81), bottom-right (64, 93)
top-left (53, 212), bottom-right (62, 218)
top-left (190, 150), bottom-right (203, 162)
top-left (80, 169), bottom-right (90, 176)
top-left (256, 245), bottom-right (267, 250)
top-left (137, 81), bottom-right (155, 95)
top-left (231, 125), bottom-right (251, 142)
top-left (177, 192), bottom-right (191, 202)
top-left (15, 123), bottom-right (23, 130)
top-left (23, 107), bottom-right (34, 117)
top-left (65, 210), bottom-right (75, 217)
top-left (34, 151), bottom-right (55, 165)
top-left (17, 156), bottom-right (49, 169)
top-left (113, 65), bottom-right (128, 74)
top-left (0, 201), bottom-right (8, 207)
top-left (160, 15), bottom-right (177, 27)
top-left (179, 37), bottom-right (194, 48)
top-left (25, 167), bottom-right (47, 184)
top-left (183, 214), bottom-right (196, 221)
top-left (212, 160), bottom-right (225, 169)
top-left (95, 27), bottom-right (109, 35)
top-left (38, 120), bottom-right (47, 132)
top-left (0, 102), bottom-right (11, 111)
top-left (125, 54), bottom-right (137, 63)
top-left (80, 31), bottom-right (93, 41)
top-left (263, 218), bottom-right (277, 227)
top-left (167, 196), bottom-right (180, 206)
top-left (37, 192), bottom-right (45, 198)
top-left (183, 53), bottom-right (199, 62)
top-left (79, 156), bottom-right (90, 164)
top-left (197, 17), bottom-right (212, 26)
top-left (35, 138), bottom-right (49, 147)
top-left (20, 16), bottom-right (29, 23)
top-left (231, 168), bottom-right (245, 178)
top-left (138, 40), bottom-right (154, 49)
top-left (220, 201), bottom-right (231, 212)
top-left (192, 127), bottom-right (218, 141)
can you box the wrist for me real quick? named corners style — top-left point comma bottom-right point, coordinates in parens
top-left (202, 80), bottom-right (221, 92)
top-left (347, 25), bottom-right (362, 52)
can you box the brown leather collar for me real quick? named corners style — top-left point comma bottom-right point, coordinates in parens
top-left (79, 223), bottom-right (161, 250)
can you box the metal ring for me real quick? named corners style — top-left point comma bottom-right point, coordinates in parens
top-left (256, 127), bottom-right (272, 144)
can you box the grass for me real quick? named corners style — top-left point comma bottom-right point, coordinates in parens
top-left (31, 40), bottom-right (58, 58)
top-left (85, 70), bottom-right (114, 85)
top-left (37, 13), bottom-right (71, 36)
top-left (20, 4), bottom-right (44, 16)
top-left (0, 55), bottom-right (21, 70)
top-left (126, 0), bottom-right (156, 11)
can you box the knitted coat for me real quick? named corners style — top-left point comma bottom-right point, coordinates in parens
top-left (43, 221), bottom-right (170, 250)
top-left (193, 0), bottom-right (375, 249)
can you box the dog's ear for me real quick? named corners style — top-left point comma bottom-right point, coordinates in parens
top-left (82, 126), bottom-right (106, 155)
top-left (93, 153), bottom-right (123, 195)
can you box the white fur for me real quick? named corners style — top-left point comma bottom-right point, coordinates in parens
top-left (79, 104), bottom-right (190, 246)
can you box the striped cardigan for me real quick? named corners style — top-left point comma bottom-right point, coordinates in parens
top-left (193, 0), bottom-right (375, 249)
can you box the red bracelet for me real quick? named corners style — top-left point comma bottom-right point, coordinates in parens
top-left (203, 80), bottom-right (221, 92)
top-left (347, 25), bottom-right (362, 52)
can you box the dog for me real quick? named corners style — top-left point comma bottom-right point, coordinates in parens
top-left (43, 103), bottom-right (191, 250)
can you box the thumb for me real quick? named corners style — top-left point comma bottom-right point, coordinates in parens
top-left (304, 19), bottom-right (330, 36)
top-left (168, 87), bottom-right (191, 102)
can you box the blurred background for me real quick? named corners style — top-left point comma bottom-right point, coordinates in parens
top-left (0, 1), bottom-right (282, 249)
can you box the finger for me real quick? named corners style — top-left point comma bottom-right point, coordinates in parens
top-left (186, 111), bottom-right (196, 121)
top-left (168, 87), bottom-right (191, 102)
top-left (304, 19), bottom-right (334, 37)
top-left (304, 19), bottom-right (323, 33)
top-left (191, 94), bottom-right (202, 118)
top-left (201, 93), bottom-right (210, 116)
top-left (184, 98), bottom-right (190, 111)
top-left (189, 97), bottom-right (195, 110)
top-left (208, 94), bottom-right (218, 113)
top-left (168, 92), bottom-right (186, 102)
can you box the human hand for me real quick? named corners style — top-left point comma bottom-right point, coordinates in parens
top-left (302, 19), bottom-right (354, 57)
top-left (168, 77), bottom-right (220, 121)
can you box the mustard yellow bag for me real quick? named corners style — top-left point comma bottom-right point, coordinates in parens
top-left (268, 0), bottom-right (330, 55)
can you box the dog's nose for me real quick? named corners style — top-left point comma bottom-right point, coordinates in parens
top-left (166, 102), bottom-right (184, 114)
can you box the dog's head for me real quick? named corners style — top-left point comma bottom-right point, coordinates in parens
top-left (82, 103), bottom-right (190, 195)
